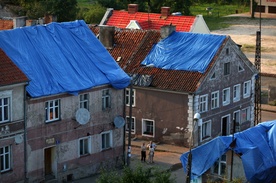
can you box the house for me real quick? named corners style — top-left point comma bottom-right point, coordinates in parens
top-left (0, 49), bottom-right (29, 182)
top-left (0, 20), bottom-right (130, 182)
top-left (180, 120), bottom-right (276, 183)
top-left (100, 4), bottom-right (210, 34)
top-left (91, 25), bottom-right (258, 151)
top-left (251, 0), bottom-right (276, 14)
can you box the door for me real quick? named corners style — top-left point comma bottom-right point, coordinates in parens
top-left (44, 148), bottom-right (52, 176)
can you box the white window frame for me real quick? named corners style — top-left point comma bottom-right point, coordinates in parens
top-left (45, 99), bottom-right (60, 123)
top-left (80, 93), bottom-right (89, 110)
top-left (78, 136), bottom-right (91, 157)
top-left (199, 95), bottom-right (208, 113)
top-left (211, 91), bottom-right (219, 109)
top-left (101, 131), bottom-right (112, 150)
top-left (212, 154), bottom-right (226, 176)
top-left (126, 116), bottom-right (135, 134)
top-left (125, 88), bottom-right (136, 107)
top-left (142, 119), bottom-right (155, 137)
top-left (243, 80), bottom-right (251, 98)
top-left (222, 88), bottom-right (230, 106)
top-left (0, 90), bottom-right (12, 123)
top-left (233, 84), bottom-right (241, 102)
top-left (201, 120), bottom-right (211, 142)
top-left (241, 107), bottom-right (250, 123)
top-left (102, 89), bottom-right (111, 110)
top-left (0, 145), bottom-right (11, 172)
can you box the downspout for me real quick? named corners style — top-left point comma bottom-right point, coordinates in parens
top-left (123, 88), bottom-right (126, 165)
top-left (24, 83), bottom-right (28, 182)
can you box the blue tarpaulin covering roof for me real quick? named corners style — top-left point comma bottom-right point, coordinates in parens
top-left (180, 121), bottom-right (276, 183)
top-left (141, 32), bottom-right (226, 73)
top-left (0, 20), bottom-right (130, 97)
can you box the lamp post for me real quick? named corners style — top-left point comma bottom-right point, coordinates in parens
top-left (126, 64), bottom-right (154, 166)
top-left (186, 112), bottom-right (200, 183)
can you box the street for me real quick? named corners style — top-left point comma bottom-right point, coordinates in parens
top-left (261, 110), bottom-right (276, 122)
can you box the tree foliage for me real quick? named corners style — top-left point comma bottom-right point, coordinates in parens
top-left (96, 165), bottom-right (176, 183)
top-left (19, 0), bottom-right (78, 22)
top-left (77, 2), bottom-right (106, 24)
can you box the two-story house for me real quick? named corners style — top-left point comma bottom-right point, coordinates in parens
top-left (0, 20), bottom-right (130, 182)
top-left (100, 3), bottom-right (210, 34)
top-left (91, 25), bottom-right (258, 149)
top-left (0, 49), bottom-right (29, 182)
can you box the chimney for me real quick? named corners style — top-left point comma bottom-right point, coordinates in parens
top-left (44, 14), bottom-right (57, 24)
top-left (128, 4), bottom-right (138, 14)
top-left (161, 7), bottom-right (170, 18)
top-left (160, 25), bottom-right (176, 39)
top-left (99, 25), bottom-right (115, 49)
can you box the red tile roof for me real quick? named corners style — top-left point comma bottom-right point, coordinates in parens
top-left (106, 10), bottom-right (195, 32)
top-left (0, 19), bottom-right (13, 30)
top-left (89, 27), bottom-right (224, 93)
top-left (0, 49), bottom-right (28, 86)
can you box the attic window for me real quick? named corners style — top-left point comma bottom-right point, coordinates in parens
top-left (116, 57), bottom-right (122, 62)
top-left (226, 48), bottom-right (229, 55)
top-left (210, 72), bottom-right (216, 80)
top-left (238, 64), bottom-right (244, 72)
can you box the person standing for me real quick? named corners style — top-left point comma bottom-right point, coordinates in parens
top-left (141, 142), bottom-right (147, 162)
top-left (147, 141), bottom-right (157, 163)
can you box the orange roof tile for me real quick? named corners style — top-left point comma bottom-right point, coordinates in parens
top-left (0, 49), bottom-right (29, 86)
top-left (106, 10), bottom-right (195, 32)
top-left (89, 27), bottom-right (209, 93)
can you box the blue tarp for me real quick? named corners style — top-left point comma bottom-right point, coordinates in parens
top-left (180, 121), bottom-right (276, 183)
top-left (0, 20), bottom-right (130, 97)
top-left (141, 32), bottom-right (226, 73)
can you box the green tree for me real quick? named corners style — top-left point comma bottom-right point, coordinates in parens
top-left (77, 3), bottom-right (106, 24)
top-left (19, 0), bottom-right (78, 22)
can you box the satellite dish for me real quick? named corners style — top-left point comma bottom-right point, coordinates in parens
top-left (75, 108), bottom-right (90, 125)
top-left (114, 116), bottom-right (125, 128)
top-left (15, 134), bottom-right (23, 144)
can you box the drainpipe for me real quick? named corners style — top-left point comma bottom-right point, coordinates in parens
top-left (23, 83), bottom-right (29, 182)
top-left (123, 88), bottom-right (126, 165)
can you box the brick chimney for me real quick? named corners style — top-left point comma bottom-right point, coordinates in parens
top-left (44, 14), bottom-right (57, 24)
top-left (160, 25), bottom-right (176, 39)
top-left (161, 7), bottom-right (170, 19)
top-left (128, 4), bottom-right (138, 14)
top-left (99, 25), bottom-right (115, 49)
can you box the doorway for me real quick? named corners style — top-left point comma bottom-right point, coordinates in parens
top-left (221, 115), bottom-right (230, 136)
top-left (44, 147), bottom-right (57, 180)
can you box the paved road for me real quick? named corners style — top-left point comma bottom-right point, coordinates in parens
top-left (262, 110), bottom-right (276, 122)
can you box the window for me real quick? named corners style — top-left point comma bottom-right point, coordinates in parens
top-left (101, 131), bottom-right (112, 150)
top-left (125, 88), bottom-right (136, 107)
top-left (241, 107), bottom-right (250, 123)
top-left (243, 81), bottom-right (251, 98)
top-left (199, 95), bottom-right (208, 113)
top-left (79, 137), bottom-right (91, 156)
top-left (222, 88), bottom-right (230, 106)
top-left (224, 62), bottom-right (230, 75)
top-left (211, 91), bottom-right (219, 109)
top-left (45, 99), bottom-right (60, 122)
top-left (201, 120), bottom-right (211, 141)
top-left (0, 97), bottom-right (10, 123)
top-left (80, 93), bottom-right (89, 110)
top-left (126, 116), bottom-right (135, 134)
top-left (213, 154), bottom-right (226, 176)
top-left (210, 72), bottom-right (216, 80)
top-left (0, 145), bottom-right (11, 172)
top-left (102, 89), bottom-right (111, 110)
top-left (234, 110), bottom-right (241, 132)
top-left (238, 64), bottom-right (244, 72)
top-left (142, 119), bottom-right (154, 137)
top-left (226, 48), bottom-right (229, 55)
top-left (233, 84), bottom-right (241, 102)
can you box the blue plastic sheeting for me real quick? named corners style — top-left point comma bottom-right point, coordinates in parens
top-left (141, 32), bottom-right (226, 73)
top-left (180, 121), bottom-right (276, 183)
top-left (0, 20), bottom-right (130, 97)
